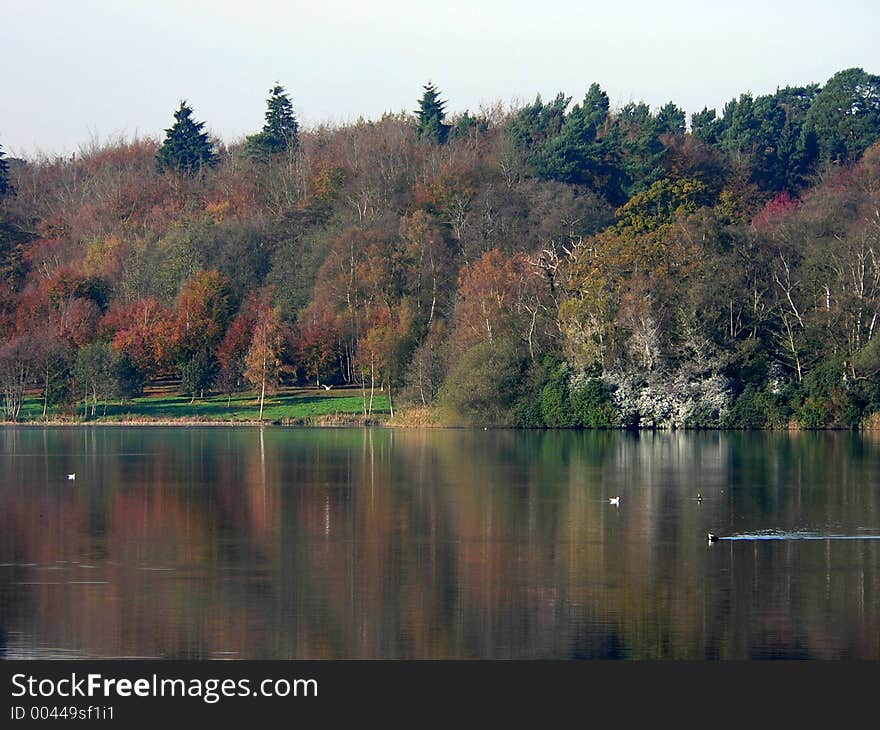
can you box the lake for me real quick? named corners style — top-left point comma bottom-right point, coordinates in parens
top-left (0, 426), bottom-right (878, 659)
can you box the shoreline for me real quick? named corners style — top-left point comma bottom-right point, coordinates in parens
top-left (0, 417), bottom-right (872, 431)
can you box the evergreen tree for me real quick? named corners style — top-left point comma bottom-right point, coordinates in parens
top-left (508, 92), bottom-right (571, 151)
top-left (416, 83), bottom-right (449, 145)
top-left (656, 102), bottom-right (686, 135)
top-left (691, 108), bottom-right (721, 144)
top-left (805, 68), bottom-right (880, 164)
top-left (156, 101), bottom-right (217, 173)
top-left (449, 111), bottom-right (488, 141)
top-left (0, 144), bottom-right (9, 200)
top-left (245, 84), bottom-right (299, 158)
top-left (614, 101), bottom-right (667, 197)
top-left (532, 83), bottom-right (626, 203)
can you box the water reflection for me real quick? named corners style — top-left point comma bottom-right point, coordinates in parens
top-left (0, 427), bottom-right (878, 659)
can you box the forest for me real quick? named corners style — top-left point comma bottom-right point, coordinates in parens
top-left (2, 68), bottom-right (880, 428)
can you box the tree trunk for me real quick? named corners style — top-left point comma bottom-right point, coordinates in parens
top-left (43, 367), bottom-right (49, 419)
top-left (368, 354), bottom-right (375, 415)
top-left (259, 376), bottom-right (266, 422)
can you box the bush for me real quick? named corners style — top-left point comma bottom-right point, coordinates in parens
top-left (541, 365), bottom-right (575, 427)
top-left (570, 376), bottom-right (617, 427)
top-left (726, 385), bottom-right (789, 429)
top-left (438, 337), bottom-right (526, 425)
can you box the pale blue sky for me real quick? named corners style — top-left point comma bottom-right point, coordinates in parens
top-left (2, 0), bottom-right (879, 157)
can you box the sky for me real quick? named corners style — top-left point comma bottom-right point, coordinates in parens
top-left (2, 0), bottom-right (880, 157)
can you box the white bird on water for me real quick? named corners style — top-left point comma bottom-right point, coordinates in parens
top-left (609, 496), bottom-right (620, 506)
top-left (67, 473), bottom-right (76, 481)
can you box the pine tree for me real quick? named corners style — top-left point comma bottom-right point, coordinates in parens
top-left (246, 84), bottom-right (299, 158)
top-left (805, 68), bottom-right (880, 164)
top-left (0, 144), bottom-right (9, 200)
top-left (656, 102), bottom-right (686, 135)
top-left (156, 101), bottom-right (217, 173)
top-left (416, 83), bottom-right (449, 145)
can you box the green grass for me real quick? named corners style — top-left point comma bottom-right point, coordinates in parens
top-left (13, 388), bottom-right (390, 424)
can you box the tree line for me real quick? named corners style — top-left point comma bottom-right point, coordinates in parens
top-left (2, 69), bottom-right (880, 426)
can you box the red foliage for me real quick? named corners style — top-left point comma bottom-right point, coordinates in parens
top-left (217, 292), bottom-right (267, 369)
top-left (102, 298), bottom-right (173, 376)
top-left (751, 191), bottom-right (801, 231)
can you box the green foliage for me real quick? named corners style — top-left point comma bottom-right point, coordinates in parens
top-left (449, 111), bottom-right (488, 141)
top-left (714, 89), bottom-right (817, 191)
top-left (787, 363), bottom-right (863, 429)
top-left (540, 366), bottom-right (574, 427)
top-left (178, 352), bottom-right (216, 400)
top-left (73, 342), bottom-right (141, 415)
top-left (416, 83), bottom-right (449, 145)
top-left (656, 102), bottom-right (686, 136)
top-left (615, 177), bottom-right (710, 233)
top-left (805, 68), bottom-right (880, 164)
top-left (533, 84), bottom-right (626, 202)
top-left (10, 68), bottom-right (880, 432)
top-left (517, 359), bottom-right (617, 428)
top-left (439, 337), bottom-right (526, 424)
top-left (691, 108), bottom-right (721, 145)
top-left (156, 101), bottom-right (217, 173)
top-left (246, 84), bottom-right (299, 158)
top-left (0, 144), bottom-right (10, 200)
top-left (114, 352), bottom-right (146, 401)
top-left (152, 218), bottom-right (210, 300)
top-left (509, 93), bottom-right (570, 151)
top-left (570, 378), bottom-right (617, 427)
top-left (726, 386), bottom-right (789, 429)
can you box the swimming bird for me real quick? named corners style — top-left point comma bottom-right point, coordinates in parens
top-left (67, 473), bottom-right (76, 481)
top-left (707, 531), bottom-right (719, 542)
top-left (609, 496), bottom-right (620, 506)
top-left (697, 493), bottom-right (703, 502)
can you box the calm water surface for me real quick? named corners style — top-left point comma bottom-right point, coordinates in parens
top-left (0, 427), bottom-right (878, 659)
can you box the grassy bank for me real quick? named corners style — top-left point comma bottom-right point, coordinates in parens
top-left (10, 387), bottom-right (391, 425)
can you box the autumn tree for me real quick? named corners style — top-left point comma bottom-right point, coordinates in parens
top-left (104, 298), bottom-right (174, 377)
top-left (404, 319), bottom-right (449, 405)
top-left (171, 270), bottom-right (231, 400)
top-left (297, 301), bottom-right (342, 388)
top-left (358, 299), bottom-right (418, 416)
top-left (244, 303), bottom-right (285, 421)
top-left (0, 336), bottom-right (33, 420)
top-left (452, 249), bottom-right (548, 356)
top-left (215, 291), bottom-right (265, 405)
top-left (31, 328), bottom-right (69, 418)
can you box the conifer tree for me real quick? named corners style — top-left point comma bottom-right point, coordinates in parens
top-left (156, 101), bottom-right (217, 173)
top-left (416, 83), bottom-right (449, 145)
top-left (0, 144), bottom-right (9, 199)
top-left (246, 84), bottom-right (299, 158)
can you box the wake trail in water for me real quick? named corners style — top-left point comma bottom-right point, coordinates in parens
top-left (720, 530), bottom-right (880, 541)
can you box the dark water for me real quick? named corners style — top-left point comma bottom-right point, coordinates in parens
top-left (0, 427), bottom-right (878, 660)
